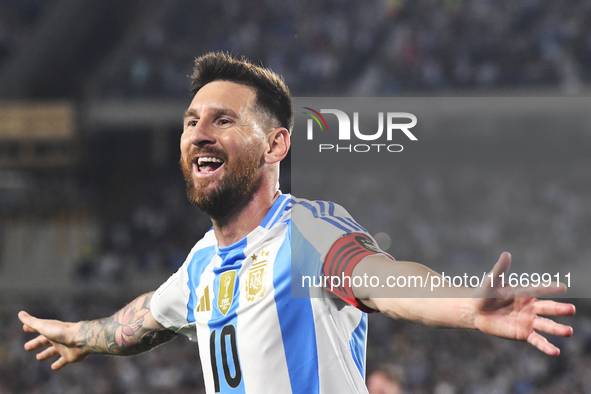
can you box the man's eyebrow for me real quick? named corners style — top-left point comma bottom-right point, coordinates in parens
top-left (210, 107), bottom-right (238, 118)
top-left (183, 108), bottom-right (198, 119)
top-left (183, 107), bottom-right (238, 119)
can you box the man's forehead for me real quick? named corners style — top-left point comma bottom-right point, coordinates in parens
top-left (186, 81), bottom-right (256, 115)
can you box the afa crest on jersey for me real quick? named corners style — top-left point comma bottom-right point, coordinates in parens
top-left (245, 249), bottom-right (269, 302)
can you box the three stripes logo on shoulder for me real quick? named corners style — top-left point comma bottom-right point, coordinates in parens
top-left (302, 107), bottom-right (418, 153)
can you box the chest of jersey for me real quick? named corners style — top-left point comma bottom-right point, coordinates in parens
top-left (191, 224), bottom-right (295, 393)
top-left (152, 195), bottom-right (372, 393)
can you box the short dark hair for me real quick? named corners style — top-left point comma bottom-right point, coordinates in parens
top-left (190, 52), bottom-right (293, 134)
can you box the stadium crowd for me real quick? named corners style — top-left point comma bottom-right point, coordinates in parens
top-left (2, 0), bottom-right (591, 392)
top-left (0, 0), bottom-right (56, 68)
top-left (2, 0), bottom-right (591, 97)
top-left (86, 0), bottom-right (591, 97)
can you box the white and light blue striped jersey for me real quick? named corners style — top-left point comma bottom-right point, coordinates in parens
top-left (151, 193), bottom-right (372, 394)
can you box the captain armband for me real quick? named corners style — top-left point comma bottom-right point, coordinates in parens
top-left (322, 233), bottom-right (394, 313)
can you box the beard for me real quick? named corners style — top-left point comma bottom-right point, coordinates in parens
top-left (181, 144), bottom-right (262, 221)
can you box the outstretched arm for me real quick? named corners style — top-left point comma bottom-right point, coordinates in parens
top-left (352, 252), bottom-right (576, 356)
top-left (19, 292), bottom-right (177, 370)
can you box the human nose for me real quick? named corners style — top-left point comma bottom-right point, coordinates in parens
top-left (187, 120), bottom-right (217, 147)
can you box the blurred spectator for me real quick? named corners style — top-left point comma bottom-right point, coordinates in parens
top-left (0, 0), bottom-right (56, 67)
top-left (367, 363), bottom-right (405, 394)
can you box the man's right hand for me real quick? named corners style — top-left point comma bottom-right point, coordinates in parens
top-left (19, 311), bottom-right (89, 370)
top-left (19, 292), bottom-right (177, 370)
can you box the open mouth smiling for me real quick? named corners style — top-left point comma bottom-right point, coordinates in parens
top-left (195, 156), bottom-right (225, 174)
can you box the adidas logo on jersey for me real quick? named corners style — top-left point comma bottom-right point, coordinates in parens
top-left (196, 285), bottom-right (211, 312)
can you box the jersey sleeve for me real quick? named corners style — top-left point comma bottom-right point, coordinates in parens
top-left (150, 250), bottom-right (198, 342)
top-left (291, 197), bottom-right (392, 313)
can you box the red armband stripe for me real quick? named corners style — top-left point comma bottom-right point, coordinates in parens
top-left (328, 243), bottom-right (365, 279)
top-left (324, 234), bottom-right (383, 298)
top-left (331, 249), bottom-right (369, 294)
top-left (327, 241), bottom-right (357, 277)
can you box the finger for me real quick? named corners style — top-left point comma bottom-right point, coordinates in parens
top-left (533, 316), bottom-right (574, 337)
top-left (533, 300), bottom-right (576, 317)
top-left (527, 331), bottom-right (560, 356)
top-left (36, 346), bottom-right (59, 361)
top-left (24, 335), bottom-right (51, 351)
top-left (476, 252), bottom-right (512, 296)
top-left (18, 311), bottom-right (39, 330)
top-left (490, 252), bottom-right (512, 284)
top-left (23, 324), bottom-right (38, 334)
top-left (511, 283), bottom-right (567, 298)
top-left (51, 356), bottom-right (69, 371)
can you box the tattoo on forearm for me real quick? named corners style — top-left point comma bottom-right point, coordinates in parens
top-left (79, 293), bottom-right (177, 355)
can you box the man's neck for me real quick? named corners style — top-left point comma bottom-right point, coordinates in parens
top-left (211, 187), bottom-right (282, 248)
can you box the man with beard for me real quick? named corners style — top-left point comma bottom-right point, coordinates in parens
top-left (19, 52), bottom-right (576, 394)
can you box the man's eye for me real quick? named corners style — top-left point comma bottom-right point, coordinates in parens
top-left (218, 119), bottom-right (232, 126)
top-left (188, 120), bottom-right (197, 127)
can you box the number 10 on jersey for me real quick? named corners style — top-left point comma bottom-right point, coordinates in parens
top-left (210, 324), bottom-right (242, 392)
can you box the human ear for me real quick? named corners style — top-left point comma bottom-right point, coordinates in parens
top-left (264, 128), bottom-right (290, 164)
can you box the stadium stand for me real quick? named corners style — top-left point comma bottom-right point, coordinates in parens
top-left (1, 1), bottom-right (591, 393)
